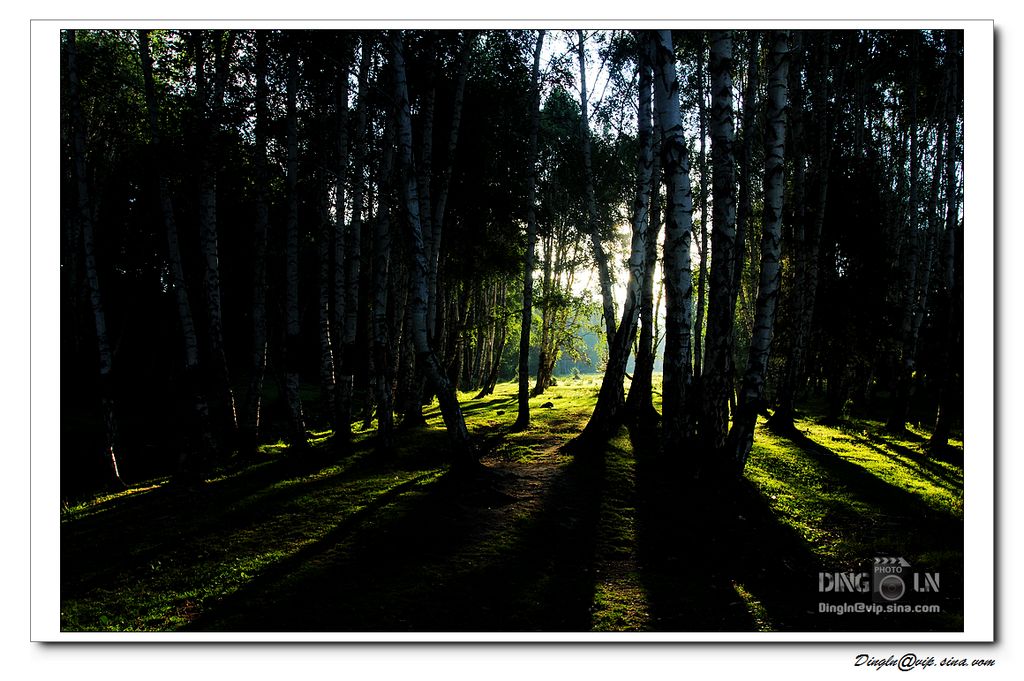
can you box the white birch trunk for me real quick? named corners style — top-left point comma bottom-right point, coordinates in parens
top-left (194, 30), bottom-right (238, 435)
top-left (577, 30), bottom-right (618, 347)
top-left (694, 34), bottom-right (709, 379)
top-left (729, 30), bottom-right (789, 471)
top-left (241, 30), bottom-right (270, 456)
top-left (284, 48), bottom-right (306, 448)
top-left (332, 43), bottom-right (350, 440)
top-left (652, 29), bottom-right (696, 451)
top-left (391, 31), bottom-right (475, 468)
top-left (577, 35), bottom-right (653, 445)
top-left (338, 36), bottom-right (373, 440)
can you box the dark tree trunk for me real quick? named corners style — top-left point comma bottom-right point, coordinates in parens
top-left (68, 30), bottom-right (124, 488)
top-left (514, 30), bottom-right (545, 430)
top-left (139, 29), bottom-right (217, 481)
top-left (240, 31), bottom-right (271, 458)
top-left (887, 33), bottom-right (922, 433)
top-left (931, 31), bottom-right (963, 451)
top-left (331, 38), bottom-right (351, 444)
top-left (700, 30), bottom-right (737, 453)
top-left (283, 47), bottom-right (307, 451)
top-left (192, 30), bottom-right (238, 439)
top-left (338, 35), bottom-right (373, 442)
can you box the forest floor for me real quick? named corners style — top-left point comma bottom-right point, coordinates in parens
top-left (59, 376), bottom-right (965, 634)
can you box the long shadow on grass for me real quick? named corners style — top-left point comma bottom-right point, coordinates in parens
top-left (781, 428), bottom-right (963, 533)
top-left (838, 425), bottom-right (964, 493)
top-left (631, 428), bottom-right (823, 632)
top-left (61, 432), bottom-right (453, 603)
top-left (633, 423), bottom-right (963, 632)
top-left (768, 427), bottom-right (964, 630)
top-left (189, 455), bottom-right (604, 632)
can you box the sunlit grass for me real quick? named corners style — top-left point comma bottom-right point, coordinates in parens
top-left (61, 374), bottom-right (961, 632)
top-left (746, 413), bottom-right (964, 570)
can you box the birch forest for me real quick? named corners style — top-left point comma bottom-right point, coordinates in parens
top-left (61, 28), bottom-right (966, 634)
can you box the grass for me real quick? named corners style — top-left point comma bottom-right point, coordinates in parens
top-left (59, 376), bottom-right (965, 633)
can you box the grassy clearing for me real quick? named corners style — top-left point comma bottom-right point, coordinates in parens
top-left (746, 414), bottom-right (963, 567)
top-left (60, 376), bottom-right (964, 632)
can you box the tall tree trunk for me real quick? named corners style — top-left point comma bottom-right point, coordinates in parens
top-left (339, 36), bottom-right (373, 440)
top-left (515, 30), bottom-right (545, 430)
top-left (887, 33), bottom-right (922, 433)
top-left (701, 30), bottom-right (737, 452)
top-left (532, 230), bottom-right (555, 397)
top-left (283, 47), bottom-right (307, 450)
top-left (139, 29), bottom-right (216, 480)
top-left (241, 31), bottom-right (270, 457)
top-left (694, 33), bottom-right (709, 379)
top-left (731, 31), bottom-right (761, 400)
top-left (317, 174), bottom-right (338, 431)
top-left (372, 140), bottom-right (396, 452)
top-left (576, 36), bottom-right (653, 446)
top-left (405, 32), bottom-right (474, 428)
top-left (577, 29), bottom-right (618, 347)
top-left (728, 30), bottom-right (790, 473)
top-left (68, 30), bottom-right (124, 488)
top-left (331, 40), bottom-right (351, 443)
top-left (427, 32), bottom-right (474, 339)
top-left (652, 29), bottom-right (696, 453)
top-left (193, 30), bottom-right (238, 438)
top-left (476, 281), bottom-right (509, 399)
top-left (626, 118), bottom-right (663, 424)
top-left (391, 31), bottom-right (476, 470)
top-left (769, 31), bottom-right (807, 433)
top-left (931, 30), bottom-right (962, 450)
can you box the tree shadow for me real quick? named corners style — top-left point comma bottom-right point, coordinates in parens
top-left (630, 426), bottom-right (822, 631)
top-left (762, 427), bottom-right (964, 630)
top-left (187, 453), bottom-right (606, 632)
top-left (781, 427), bottom-right (963, 530)
top-left (631, 418), bottom-right (964, 633)
top-left (61, 434), bottom-right (453, 605)
top-left (844, 430), bottom-right (963, 492)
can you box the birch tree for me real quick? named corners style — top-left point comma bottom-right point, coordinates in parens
top-left (240, 30), bottom-right (271, 457)
top-left (651, 30), bottom-right (697, 453)
top-left (576, 33), bottom-right (653, 445)
top-left (700, 30), bottom-right (737, 452)
top-left (337, 35), bottom-right (373, 442)
top-left (283, 44), bottom-right (307, 450)
top-left (68, 30), bottom-right (124, 487)
top-left (728, 30), bottom-right (789, 472)
top-left (577, 30), bottom-right (618, 347)
top-left (139, 29), bottom-right (217, 479)
top-left (391, 31), bottom-right (476, 471)
top-left (192, 30), bottom-right (238, 437)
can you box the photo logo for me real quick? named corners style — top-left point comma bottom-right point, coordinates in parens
top-left (872, 556), bottom-right (911, 603)
top-left (817, 556), bottom-right (942, 614)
